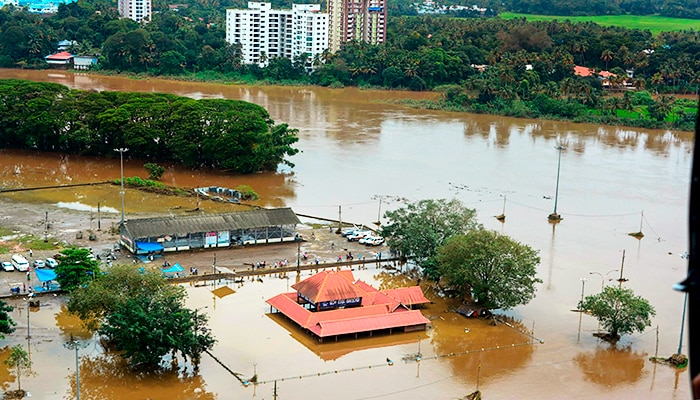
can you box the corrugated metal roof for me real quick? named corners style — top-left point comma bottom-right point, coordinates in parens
top-left (122, 208), bottom-right (300, 239)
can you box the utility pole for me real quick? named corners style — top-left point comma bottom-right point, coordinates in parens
top-left (97, 202), bottom-right (101, 231)
top-left (579, 278), bottom-right (587, 310)
top-left (548, 142), bottom-right (564, 222)
top-left (114, 147), bottom-right (129, 226)
top-left (678, 292), bottom-right (687, 355)
top-left (617, 250), bottom-right (628, 287)
top-left (337, 205), bottom-right (342, 233)
top-left (44, 211), bottom-right (48, 242)
top-left (64, 335), bottom-right (87, 400)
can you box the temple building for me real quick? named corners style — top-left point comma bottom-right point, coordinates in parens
top-left (266, 270), bottom-right (431, 341)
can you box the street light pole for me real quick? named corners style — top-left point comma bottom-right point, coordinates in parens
top-left (113, 148), bottom-right (129, 226)
top-left (64, 335), bottom-right (87, 400)
top-left (548, 143), bottom-right (564, 222)
top-left (589, 269), bottom-right (619, 292)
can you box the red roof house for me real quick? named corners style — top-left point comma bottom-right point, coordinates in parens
top-left (574, 65), bottom-right (617, 87)
top-left (267, 270), bottom-right (431, 341)
top-left (44, 51), bottom-right (74, 69)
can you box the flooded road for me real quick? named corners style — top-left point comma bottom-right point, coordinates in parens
top-left (0, 69), bottom-right (694, 399)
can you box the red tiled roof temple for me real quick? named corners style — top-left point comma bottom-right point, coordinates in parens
top-left (267, 270), bottom-right (430, 340)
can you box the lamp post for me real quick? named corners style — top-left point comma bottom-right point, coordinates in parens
top-left (548, 143), bottom-right (564, 222)
top-left (113, 148), bottom-right (129, 226)
top-left (64, 335), bottom-right (88, 400)
top-left (589, 269), bottom-right (619, 292)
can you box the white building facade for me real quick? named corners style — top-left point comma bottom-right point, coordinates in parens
top-left (118, 0), bottom-right (151, 22)
top-left (226, 2), bottom-right (328, 71)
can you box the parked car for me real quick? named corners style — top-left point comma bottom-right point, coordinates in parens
top-left (340, 226), bottom-right (362, 237)
top-left (11, 254), bottom-right (29, 272)
top-left (366, 237), bottom-right (385, 246)
top-left (32, 259), bottom-right (45, 269)
top-left (45, 258), bottom-right (58, 268)
top-left (1, 261), bottom-right (13, 272)
top-left (347, 230), bottom-right (372, 242)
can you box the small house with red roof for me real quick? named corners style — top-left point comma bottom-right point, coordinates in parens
top-left (44, 51), bottom-right (73, 69)
top-left (266, 270), bottom-right (430, 342)
top-left (574, 65), bottom-right (617, 87)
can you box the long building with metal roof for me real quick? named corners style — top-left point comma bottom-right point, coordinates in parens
top-left (119, 208), bottom-right (301, 254)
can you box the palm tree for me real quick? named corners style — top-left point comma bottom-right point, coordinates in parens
top-left (601, 49), bottom-right (613, 70)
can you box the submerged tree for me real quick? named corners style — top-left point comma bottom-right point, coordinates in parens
top-left (68, 264), bottom-right (215, 370)
top-left (578, 286), bottom-right (655, 342)
top-left (4, 345), bottom-right (31, 393)
top-left (144, 163), bottom-right (165, 180)
top-left (54, 247), bottom-right (101, 292)
top-left (437, 229), bottom-right (542, 309)
top-left (381, 198), bottom-right (480, 278)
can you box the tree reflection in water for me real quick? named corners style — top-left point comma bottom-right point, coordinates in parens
top-left (574, 344), bottom-right (646, 386)
top-left (54, 305), bottom-right (93, 341)
top-left (0, 347), bottom-right (15, 392)
top-left (68, 353), bottom-right (215, 400)
top-left (373, 270), bottom-right (536, 385)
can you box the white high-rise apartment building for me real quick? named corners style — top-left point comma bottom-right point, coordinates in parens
top-left (118, 0), bottom-right (151, 22)
top-left (226, 2), bottom-right (328, 71)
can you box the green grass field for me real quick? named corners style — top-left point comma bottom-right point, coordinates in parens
top-left (499, 12), bottom-right (700, 34)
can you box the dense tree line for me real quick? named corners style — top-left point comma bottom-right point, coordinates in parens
top-left (0, 3), bottom-right (696, 131)
top-left (0, 79), bottom-right (299, 172)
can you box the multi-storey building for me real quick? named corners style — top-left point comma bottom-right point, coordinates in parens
top-left (328, 0), bottom-right (386, 53)
top-left (226, 2), bottom-right (328, 71)
top-left (118, 0), bottom-right (151, 22)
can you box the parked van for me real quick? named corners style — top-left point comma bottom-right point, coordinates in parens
top-left (11, 254), bottom-right (29, 272)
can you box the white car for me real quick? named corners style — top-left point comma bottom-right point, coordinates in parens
top-left (347, 230), bottom-right (372, 242)
top-left (45, 258), bottom-right (58, 268)
top-left (1, 261), bottom-right (13, 272)
top-left (364, 236), bottom-right (385, 246)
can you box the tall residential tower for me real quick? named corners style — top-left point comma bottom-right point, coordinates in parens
top-left (328, 0), bottom-right (386, 53)
top-left (118, 0), bottom-right (151, 22)
top-left (226, 2), bottom-right (328, 71)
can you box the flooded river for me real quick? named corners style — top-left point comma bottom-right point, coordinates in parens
top-left (0, 69), bottom-right (695, 399)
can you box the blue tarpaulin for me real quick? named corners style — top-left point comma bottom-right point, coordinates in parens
top-left (35, 269), bottom-right (57, 282)
top-left (162, 263), bottom-right (184, 274)
top-left (136, 241), bottom-right (164, 254)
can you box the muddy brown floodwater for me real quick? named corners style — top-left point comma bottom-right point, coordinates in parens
top-left (0, 69), bottom-right (694, 399)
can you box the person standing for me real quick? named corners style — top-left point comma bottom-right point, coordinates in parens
top-left (28, 249), bottom-right (33, 258)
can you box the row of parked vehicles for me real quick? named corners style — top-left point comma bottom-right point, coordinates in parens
top-left (1, 254), bottom-right (58, 272)
top-left (340, 227), bottom-right (385, 246)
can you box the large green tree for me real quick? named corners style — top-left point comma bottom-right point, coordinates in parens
top-left (68, 264), bottom-right (215, 370)
top-left (578, 286), bottom-right (656, 341)
top-left (100, 286), bottom-right (215, 369)
top-left (381, 198), bottom-right (480, 278)
top-left (437, 229), bottom-right (542, 309)
top-left (54, 247), bottom-right (101, 291)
